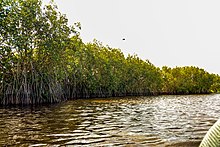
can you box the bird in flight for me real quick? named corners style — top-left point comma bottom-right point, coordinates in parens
top-left (122, 38), bottom-right (125, 41)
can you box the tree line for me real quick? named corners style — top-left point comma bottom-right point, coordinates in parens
top-left (1, 0), bottom-right (220, 105)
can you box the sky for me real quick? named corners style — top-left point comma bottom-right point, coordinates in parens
top-left (43, 0), bottom-right (220, 74)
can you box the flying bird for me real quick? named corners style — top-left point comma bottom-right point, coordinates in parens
top-left (122, 38), bottom-right (125, 41)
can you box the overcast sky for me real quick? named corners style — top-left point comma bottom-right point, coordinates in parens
top-left (43, 0), bottom-right (220, 74)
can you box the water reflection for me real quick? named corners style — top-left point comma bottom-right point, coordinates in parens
top-left (0, 94), bottom-right (220, 146)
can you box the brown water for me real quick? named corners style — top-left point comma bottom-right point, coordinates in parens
top-left (0, 94), bottom-right (220, 147)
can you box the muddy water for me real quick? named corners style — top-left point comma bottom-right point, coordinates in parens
top-left (0, 94), bottom-right (220, 146)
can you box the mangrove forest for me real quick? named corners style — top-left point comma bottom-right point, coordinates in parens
top-left (1, 0), bottom-right (220, 105)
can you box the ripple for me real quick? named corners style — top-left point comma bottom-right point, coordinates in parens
top-left (65, 138), bottom-right (106, 145)
top-left (1, 94), bottom-right (220, 146)
top-left (29, 144), bottom-right (47, 147)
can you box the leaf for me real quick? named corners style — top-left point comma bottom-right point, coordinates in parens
top-left (200, 119), bottom-right (220, 147)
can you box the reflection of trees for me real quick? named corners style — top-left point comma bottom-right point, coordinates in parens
top-left (0, 103), bottom-right (82, 146)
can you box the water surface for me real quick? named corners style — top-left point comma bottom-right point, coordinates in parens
top-left (0, 94), bottom-right (220, 146)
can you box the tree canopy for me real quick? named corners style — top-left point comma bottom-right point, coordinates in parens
top-left (1, 0), bottom-right (220, 105)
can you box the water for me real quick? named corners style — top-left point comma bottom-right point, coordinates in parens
top-left (1, 94), bottom-right (220, 146)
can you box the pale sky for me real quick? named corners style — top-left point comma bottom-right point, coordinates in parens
top-left (43, 0), bottom-right (220, 74)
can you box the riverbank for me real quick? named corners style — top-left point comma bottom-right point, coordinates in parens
top-left (1, 0), bottom-right (220, 105)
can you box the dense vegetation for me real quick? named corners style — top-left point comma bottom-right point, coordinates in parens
top-left (1, 0), bottom-right (220, 105)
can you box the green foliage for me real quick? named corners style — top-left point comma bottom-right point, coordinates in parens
top-left (0, 0), bottom-right (74, 104)
top-left (161, 66), bottom-right (219, 94)
top-left (210, 74), bottom-right (220, 93)
top-left (1, 0), bottom-right (220, 105)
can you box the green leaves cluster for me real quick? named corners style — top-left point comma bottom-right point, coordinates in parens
top-left (161, 66), bottom-right (219, 94)
top-left (1, 0), bottom-right (220, 105)
top-left (63, 40), bottom-right (162, 98)
top-left (0, 0), bottom-right (74, 104)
